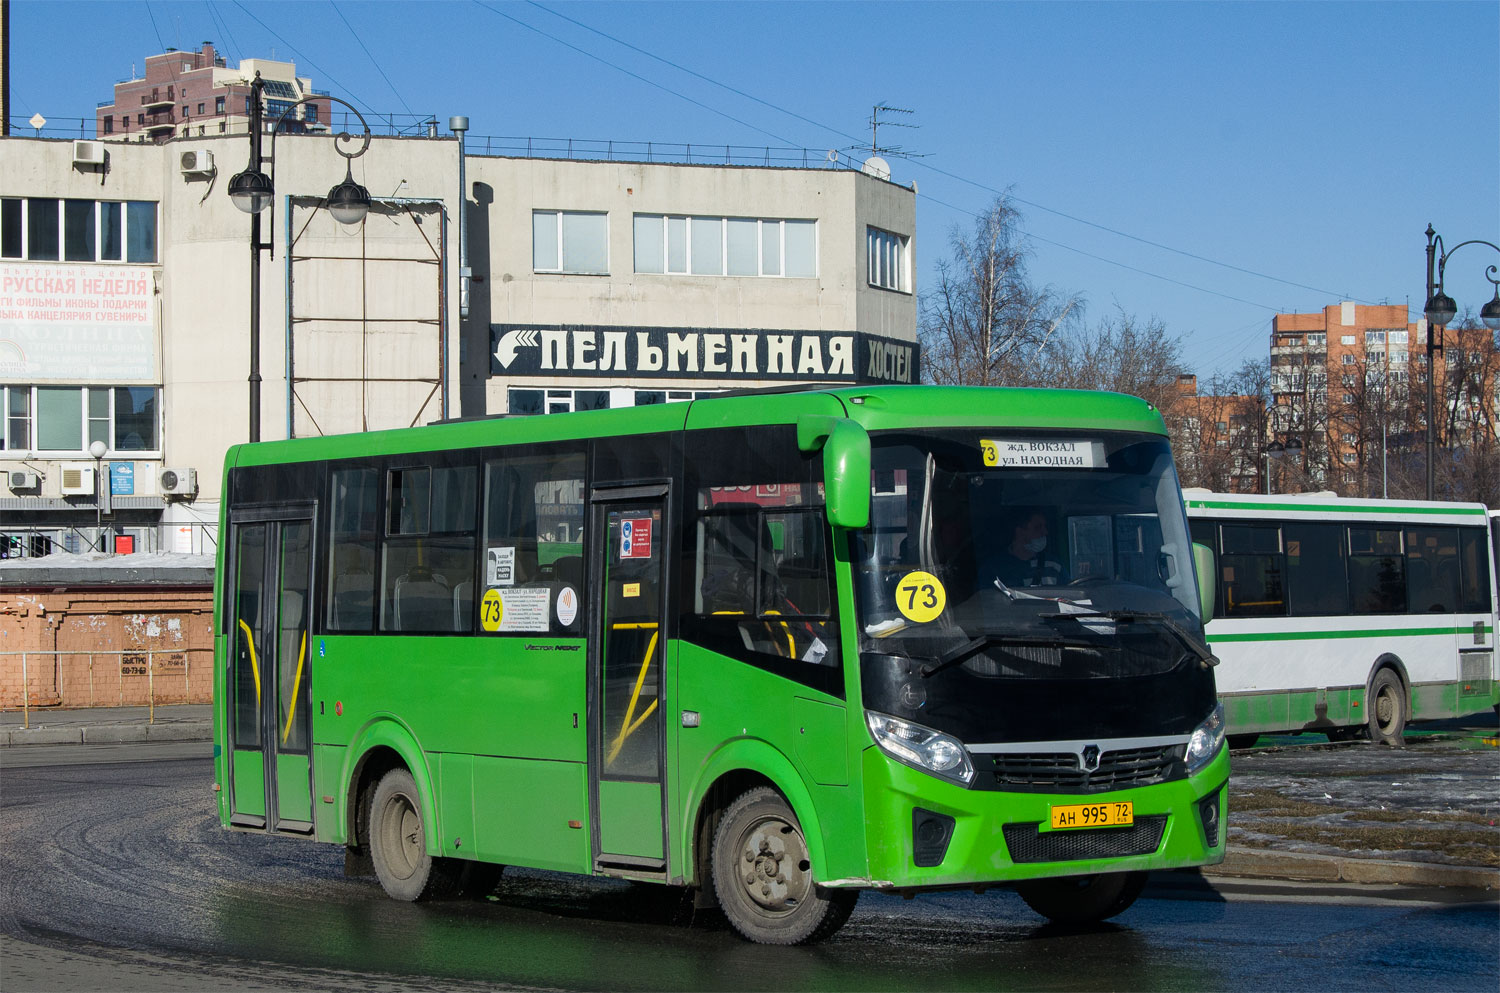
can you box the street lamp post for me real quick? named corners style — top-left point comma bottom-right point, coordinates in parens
top-left (228, 73), bottom-right (373, 442)
top-left (89, 439), bottom-right (108, 553)
top-left (1264, 436), bottom-right (1303, 495)
top-left (1421, 225), bottom-right (1500, 500)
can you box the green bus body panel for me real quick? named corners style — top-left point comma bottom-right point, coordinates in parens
top-left (276, 753), bottom-right (312, 823)
top-left (793, 697), bottom-right (849, 786)
top-left (1207, 623), bottom-right (1493, 645)
top-left (859, 745), bottom-right (1229, 887)
top-left (598, 780), bottom-right (665, 859)
top-left (472, 756), bottom-right (589, 872)
top-left (231, 750), bottom-right (265, 818)
top-left (336, 718), bottom-right (439, 852)
top-left (1185, 497), bottom-right (1488, 518)
top-left (439, 753), bottom-right (475, 855)
top-left (313, 745), bottom-right (345, 839)
top-left (673, 643), bottom-right (862, 885)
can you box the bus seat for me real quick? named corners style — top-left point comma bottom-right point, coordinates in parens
top-left (393, 571), bottom-right (454, 632)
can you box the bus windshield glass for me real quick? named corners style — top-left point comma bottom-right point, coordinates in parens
top-left (852, 428), bottom-right (1213, 742)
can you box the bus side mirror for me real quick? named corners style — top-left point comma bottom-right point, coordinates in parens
top-left (798, 415), bottom-right (871, 530)
top-left (1192, 542), bottom-right (1216, 620)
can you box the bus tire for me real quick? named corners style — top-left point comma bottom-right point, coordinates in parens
top-left (1016, 870), bottom-right (1147, 924)
top-left (710, 787), bottom-right (858, 945)
top-left (369, 768), bottom-right (459, 902)
top-left (1367, 668), bottom-right (1406, 746)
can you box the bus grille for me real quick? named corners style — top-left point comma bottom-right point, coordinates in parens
top-left (980, 745), bottom-right (1181, 793)
top-left (1002, 816), bottom-right (1167, 863)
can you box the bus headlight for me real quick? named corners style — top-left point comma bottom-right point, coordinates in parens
top-left (1184, 702), bottom-right (1226, 775)
top-left (865, 711), bottom-right (974, 786)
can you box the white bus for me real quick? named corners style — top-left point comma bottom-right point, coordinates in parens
top-left (1184, 491), bottom-right (1498, 746)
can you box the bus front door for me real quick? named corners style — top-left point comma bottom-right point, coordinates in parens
top-left (589, 486), bottom-right (669, 874)
top-left (227, 513), bottom-right (315, 834)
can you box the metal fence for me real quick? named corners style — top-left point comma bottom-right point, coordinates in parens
top-left (1, 649), bottom-right (214, 726)
top-left (1, 522), bottom-right (218, 559)
top-left (6, 116), bottom-right (863, 171)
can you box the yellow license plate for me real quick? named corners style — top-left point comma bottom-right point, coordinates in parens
top-left (1049, 801), bottom-right (1133, 830)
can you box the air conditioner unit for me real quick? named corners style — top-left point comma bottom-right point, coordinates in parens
top-left (8, 470), bottom-right (40, 491)
top-left (60, 464), bottom-right (96, 496)
top-left (159, 467), bottom-right (198, 497)
top-left (73, 139), bottom-right (106, 166)
top-left (180, 149), bottom-right (215, 174)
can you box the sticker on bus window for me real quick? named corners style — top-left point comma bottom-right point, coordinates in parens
top-left (623, 582), bottom-right (641, 598)
top-left (482, 587), bottom-right (550, 633)
top-left (556, 586), bottom-right (579, 626)
top-left (487, 546), bottom-right (516, 586)
top-left (895, 570), bottom-right (946, 624)
top-left (620, 517), bottom-right (652, 560)
top-left (981, 439), bottom-right (1103, 469)
top-left (480, 588), bottom-right (505, 632)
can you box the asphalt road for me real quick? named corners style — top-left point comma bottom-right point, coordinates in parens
top-left (1, 744), bottom-right (1495, 993)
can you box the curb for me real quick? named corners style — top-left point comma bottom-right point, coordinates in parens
top-left (1206, 846), bottom-right (1498, 891)
top-left (2, 721), bottom-right (213, 748)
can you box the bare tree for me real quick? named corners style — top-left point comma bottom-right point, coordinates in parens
top-left (919, 197), bottom-right (1079, 385)
top-left (1039, 310), bottom-right (1186, 412)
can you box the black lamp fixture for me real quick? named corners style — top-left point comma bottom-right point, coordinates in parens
top-left (231, 72), bottom-right (374, 442)
top-left (1421, 226), bottom-right (1500, 499)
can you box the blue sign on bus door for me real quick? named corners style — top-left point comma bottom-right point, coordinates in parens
top-left (110, 462), bottom-right (134, 496)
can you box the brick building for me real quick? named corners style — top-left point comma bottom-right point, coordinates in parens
top-left (96, 42), bottom-right (328, 143)
top-left (1164, 373), bottom-right (1265, 492)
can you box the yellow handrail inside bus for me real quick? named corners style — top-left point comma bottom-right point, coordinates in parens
top-left (237, 619), bottom-right (261, 706)
top-left (606, 622), bottom-right (660, 765)
top-left (711, 609), bottom-right (796, 658)
top-left (282, 631), bottom-right (307, 744)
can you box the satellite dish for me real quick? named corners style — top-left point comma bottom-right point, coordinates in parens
top-left (861, 155), bottom-right (891, 180)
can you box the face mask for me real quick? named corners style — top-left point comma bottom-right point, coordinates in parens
top-left (1023, 536), bottom-right (1047, 556)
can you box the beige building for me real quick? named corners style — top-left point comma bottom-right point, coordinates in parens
top-left (0, 127), bottom-right (917, 556)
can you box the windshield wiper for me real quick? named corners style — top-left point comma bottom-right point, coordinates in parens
top-left (1039, 609), bottom-right (1218, 668)
top-left (919, 633), bottom-right (1095, 679)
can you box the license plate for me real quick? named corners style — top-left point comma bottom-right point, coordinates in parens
top-left (1049, 801), bottom-right (1133, 830)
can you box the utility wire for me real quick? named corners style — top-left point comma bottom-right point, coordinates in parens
top-left (204, 0), bottom-right (244, 65)
top-left (330, 1), bottom-right (415, 117)
top-left (522, 0), bottom-right (1369, 306)
top-left (229, 0), bottom-right (379, 116)
top-left (471, 0), bottom-right (801, 148)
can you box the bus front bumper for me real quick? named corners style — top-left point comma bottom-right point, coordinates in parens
top-left (845, 743), bottom-right (1229, 891)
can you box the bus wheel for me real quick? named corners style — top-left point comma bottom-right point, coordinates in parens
top-left (369, 768), bottom-right (458, 902)
top-left (711, 787), bottom-right (858, 945)
top-left (1368, 669), bottom-right (1406, 746)
top-left (1016, 871), bottom-right (1147, 924)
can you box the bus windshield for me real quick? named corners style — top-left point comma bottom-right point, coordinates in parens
top-left (851, 428), bottom-right (1214, 743)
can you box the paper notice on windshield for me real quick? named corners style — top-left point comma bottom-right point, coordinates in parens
top-left (981, 439), bottom-right (1104, 468)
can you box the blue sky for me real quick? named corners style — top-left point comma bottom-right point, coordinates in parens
top-left (8, 1), bottom-right (1498, 379)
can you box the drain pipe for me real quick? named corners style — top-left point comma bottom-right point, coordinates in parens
top-left (451, 116), bottom-right (471, 321)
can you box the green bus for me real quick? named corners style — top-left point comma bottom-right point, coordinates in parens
top-left (212, 385), bottom-right (1228, 944)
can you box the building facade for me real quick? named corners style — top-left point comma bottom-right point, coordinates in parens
top-left (1, 126), bottom-right (917, 556)
top-left (96, 43), bottom-right (328, 143)
top-left (1163, 373), bottom-right (1265, 493)
top-left (1270, 301), bottom-right (1497, 497)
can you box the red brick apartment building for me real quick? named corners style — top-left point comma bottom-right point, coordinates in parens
top-left (1269, 302), bottom-right (1497, 495)
top-left (1165, 374), bottom-right (1265, 492)
top-left (96, 42), bottom-right (328, 143)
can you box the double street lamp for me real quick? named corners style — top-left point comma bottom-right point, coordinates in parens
top-left (1421, 225), bottom-right (1500, 500)
top-left (1264, 436), bottom-right (1302, 495)
top-left (227, 73), bottom-right (373, 441)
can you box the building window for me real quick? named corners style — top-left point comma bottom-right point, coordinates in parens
top-left (1389, 330), bottom-right (1409, 344)
top-left (306, 103), bottom-right (318, 123)
top-left (137, 113), bottom-right (144, 125)
top-left (215, 96), bottom-right (225, 115)
top-left (1341, 335), bottom-right (1356, 345)
top-left (182, 105), bottom-right (190, 118)
top-left (2, 198), bottom-right (157, 264)
top-left (633, 215), bottom-right (815, 278)
top-left (532, 210), bottom-right (608, 274)
top-left (1307, 333), bottom-right (1326, 346)
top-left (0, 385), bottom-right (159, 454)
top-left (867, 226), bottom-right (909, 291)
top-left (102, 116), bottom-right (113, 135)
top-left (1341, 354), bottom-right (1355, 365)
top-left (197, 103), bottom-right (205, 115)
top-left (1364, 331), bottom-right (1386, 344)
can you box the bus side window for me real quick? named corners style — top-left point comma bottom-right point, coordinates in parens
top-left (327, 467), bottom-right (378, 632)
top-left (1349, 528), bottom-right (1405, 614)
top-left (1283, 523), bottom-right (1350, 616)
top-left (482, 448), bottom-right (586, 636)
top-left (1220, 524), bottom-right (1285, 617)
top-left (1404, 527), bottom-right (1460, 614)
top-left (380, 462), bottom-right (478, 634)
top-left (1458, 527), bottom-right (1492, 613)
